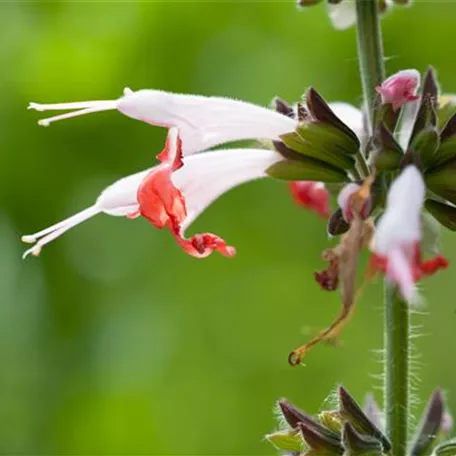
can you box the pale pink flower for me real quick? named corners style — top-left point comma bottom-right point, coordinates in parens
top-left (22, 128), bottom-right (282, 259)
top-left (327, 0), bottom-right (357, 30)
top-left (29, 88), bottom-right (297, 155)
top-left (371, 165), bottom-right (448, 303)
top-left (376, 69), bottom-right (421, 111)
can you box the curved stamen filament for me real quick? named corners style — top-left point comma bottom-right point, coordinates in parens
top-left (22, 206), bottom-right (100, 258)
top-left (28, 100), bottom-right (118, 126)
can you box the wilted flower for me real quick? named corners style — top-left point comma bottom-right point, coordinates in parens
top-left (370, 165), bottom-right (448, 303)
top-left (22, 128), bottom-right (283, 258)
top-left (337, 182), bottom-right (372, 222)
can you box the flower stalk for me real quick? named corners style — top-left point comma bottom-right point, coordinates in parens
top-left (355, 1), bottom-right (410, 455)
top-left (355, 0), bottom-right (385, 131)
top-left (384, 283), bottom-right (410, 456)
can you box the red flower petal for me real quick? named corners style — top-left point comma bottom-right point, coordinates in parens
top-left (137, 130), bottom-right (235, 258)
top-left (289, 181), bottom-right (330, 218)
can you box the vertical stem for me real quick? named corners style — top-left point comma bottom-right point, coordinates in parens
top-left (355, 2), bottom-right (410, 454)
top-left (384, 282), bottom-right (410, 456)
top-left (355, 0), bottom-right (385, 131)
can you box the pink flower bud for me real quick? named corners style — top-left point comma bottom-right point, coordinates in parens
top-left (289, 181), bottom-right (330, 218)
top-left (376, 69), bottom-right (421, 111)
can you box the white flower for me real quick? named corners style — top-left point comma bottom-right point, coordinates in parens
top-left (371, 165), bottom-right (448, 303)
top-left (328, 0), bottom-right (357, 30)
top-left (327, 0), bottom-right (396, 30)
top-left (22, 128), bottom-right (282, 259)
top-left (29, 88), bottom-right (297, 155)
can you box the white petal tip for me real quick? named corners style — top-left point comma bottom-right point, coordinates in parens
top-left (37, 119), bottom-right (50, 127)
top-left (28, 102), bottom-right (47, 111)
top-left (123, 87), bottom-right (133, 96)
top-left (21, 235), bottom-right (36, 244)
top-left (22, 246), bottom-right (41, 260)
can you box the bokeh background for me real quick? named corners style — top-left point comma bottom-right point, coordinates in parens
top-left (1, 1), bottom-right (456, 454)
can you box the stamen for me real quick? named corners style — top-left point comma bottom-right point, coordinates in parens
top-left (21, 206), bottom-right (99, 243)
top-left (28, 100), bottom-right (115, 111)
top-left (22, 206), bottom-right (100, 259)
top-left (28, 100), bottom-right (119, 126)
top-left (22, 245), bottom-right (42, 259)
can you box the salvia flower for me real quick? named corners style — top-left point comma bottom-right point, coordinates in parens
top-left (370, 165), bottom-right (448, 303)
top-left (376, 69), bottom-right (421, 111)
top-left (29, 88), bottom-right (297, 155)
top-left (319, 0), bottom-right (407, 31)
top-left (22, 128), bottom-right (282, 258)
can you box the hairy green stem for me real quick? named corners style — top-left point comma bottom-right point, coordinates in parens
top-left (355, 0), bottom-right (385, 131)
top-left (355, 2), bottom-right (410, 454)
top-left (384, 283), bottom-right (409, 456)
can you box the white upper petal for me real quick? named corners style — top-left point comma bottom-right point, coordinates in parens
top-left (398, 99), bottom-right (420, 150)
top-left (382, 69), bottom-right (421, 89)
top-left (96, 168), bottom-right (152, 216)
top-left (388, 246), bottom-right (418, 303)
top-left (329, 102), bottom-right (364, 140)
top-left (171, 148), bottom-right (282, 230)
top-left (374, 165), bottom-right (425, 255)
top-left (328, 0), bottom-right (356, 30)
top-left (116, 90), bottom-right (297, 155)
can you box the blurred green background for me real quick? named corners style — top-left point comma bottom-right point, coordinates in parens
top-left (1, 1), bottom-right (456, 454)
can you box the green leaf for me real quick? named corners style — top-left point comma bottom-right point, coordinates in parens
top-left (425, 158), bottom-right (456, 204)
top-left (375, 103), bottom-right (400, 133)
top-left (421, 211), bottom-right (441, 255)
top-left (410, 71), bottom-right (438, 144)
top-left (370, 122), bottom-right (403, 171)
top-left (305, 88), bottom-right (360, 147)
top-left (266, 159), bottom-right (349, 183)
top-left (410, 389), bottom-right (444, 456)
top-left (338, 387), bottom-right (391, 453)
top-left (438, 96), bottom-right (456, 131)
top-left (319, 411), bottom-right (343, 434)
top-left (434, 439), bottom-right (456, 456)
top-left (279, 399), bottom-right (311, 429)
top-left (411, 127), bottom-right (440, 168)
top-left (433, 137), bottom-right (456, 167)
top-left (342, 422), bottom-right (383, 455)
top-left (441, 111), bottom-right (456, 143)
top-left (298, 421), bottom-right (343, 455)
top-left (422, 67), bottom-right (440, 106)
top-left (298, 122), bottom-right (359, 155)
top-left (425, 199), bottom-right (456, 231)
top-left (266, 429), bottom-right (305, 453)
top-left (280, 122), bottom-right (356, 171)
